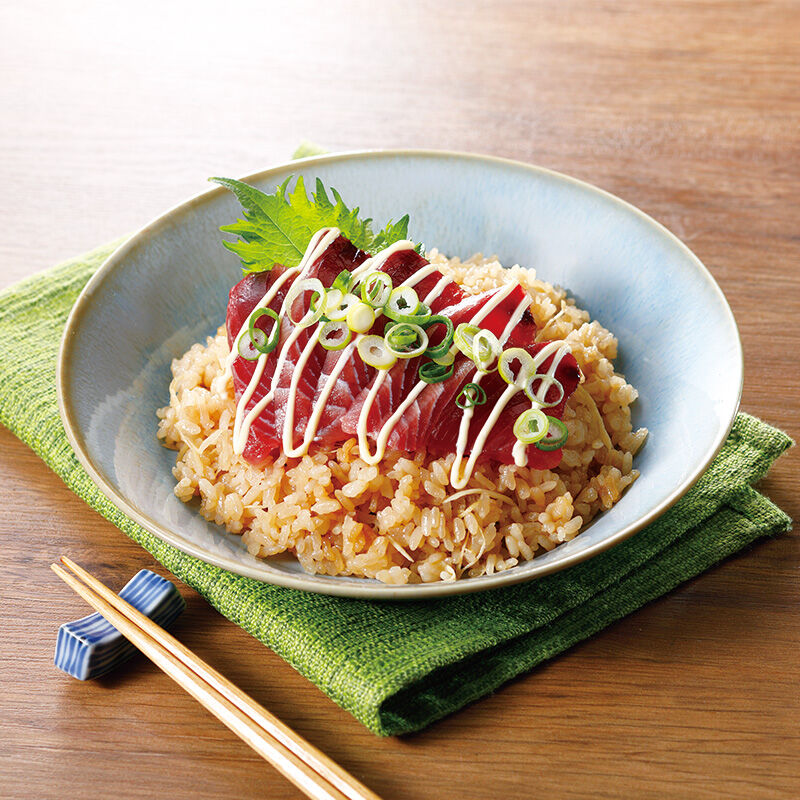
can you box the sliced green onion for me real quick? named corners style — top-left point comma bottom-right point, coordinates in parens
top-left (472, 329), bottom-right (501, 372)
top-left (385, 322), bottom-right (428, 358)
top-left (286, 278), bottom-right (326, 328)
top-left (243, 307), bottom-right (280, 356)
top-left (238, 329), bottom-right (266, 360)
top-left (319, 321), bottom-right (352, 351)
top-left (360, 271), bottom-right (393, 308)
top-left (385, 286), bottom-right (430, 323)
top-left (346, 301), bottom-right (376, 333)
top-left (535, 416), bottom-right (569, 450)
top-left (325, 291), bottom-right (360, 322)
top-left (455, 382), bottom-right (487, 409)
top-left (384, 324), bottom-right (417, 347)
top-left (524, 374), bottom-right (565, 408)
top-left (453, 323), bottom-right (480, 358)
top-left (357, 335), bottom-right (397, 370)
top-left (498, 347), bottom-right (536, 388)
top-left (383, 320), bottom-right (402, 336)
top-left (419, 360), bottom-right (454, 383)
top-left (321, 288), bottom-right (343, 315)
top-left (331, 269), bottom-right (352, 294)
top-left (422, 315), bottom-right (454, 360)
top-left (433, 350), bottom-right (455, 366)
top-left (513, 408), bottom-right (550, 444)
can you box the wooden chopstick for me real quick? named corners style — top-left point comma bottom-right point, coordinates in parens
top-left (52, 557), bottom-right (382, 800)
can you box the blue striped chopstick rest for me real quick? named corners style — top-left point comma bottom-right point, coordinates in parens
top-left (54, 569), bottom-right (185, 680)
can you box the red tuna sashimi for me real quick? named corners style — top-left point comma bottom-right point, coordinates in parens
top-left (227, 265), bottom-right (296, 464)
top-left (340, 283), bottom-right (537, 453)
top-left (426, 344), bottom-right (582, 470)
top-left (226, 235), bottom-right (367, 464)
top-left (260, 235), bottom-right (369, 455)
top-left (309, 247), bottom-right (462, 444)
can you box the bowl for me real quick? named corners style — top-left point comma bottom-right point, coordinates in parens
top-left (57, 150), bottom-right (742, 599)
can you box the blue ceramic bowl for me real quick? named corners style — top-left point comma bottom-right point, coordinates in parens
top-left (57, 151), bottom-right (742, 599)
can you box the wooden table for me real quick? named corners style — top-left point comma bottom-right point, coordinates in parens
top-left (1, 1), bottom-right (798, 798)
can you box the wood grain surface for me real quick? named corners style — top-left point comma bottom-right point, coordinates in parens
top-left (1, 1), bottom-right (798, 798)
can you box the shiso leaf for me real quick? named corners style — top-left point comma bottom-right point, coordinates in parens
top-left (210, 175), bottom-right (421, 274)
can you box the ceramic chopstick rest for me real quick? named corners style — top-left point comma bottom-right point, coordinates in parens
top-left (54, 569), bottom-right (185, 680)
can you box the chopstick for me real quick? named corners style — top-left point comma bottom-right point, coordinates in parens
top-left (52, 557), bottom-right (382, 800)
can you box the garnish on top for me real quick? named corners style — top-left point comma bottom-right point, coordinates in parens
top-left (210, 175), bottom-right (419, 274)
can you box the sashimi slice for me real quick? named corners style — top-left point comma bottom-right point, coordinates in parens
top-left (226, 235), bottom-right (367, 463)
top-left (340, 283), bottom-right (537, 453)
top-left (226, 266), bottom-right (297, 464)
top-left (427, 344), bottom-right (581, 469)
top-left (309, 247), bottom-right (453, 445)
top-left (266, 235), bottom-right (369, 454)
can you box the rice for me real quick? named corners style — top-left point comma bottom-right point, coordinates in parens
top-left (157, 252), bottom-right (647, 584)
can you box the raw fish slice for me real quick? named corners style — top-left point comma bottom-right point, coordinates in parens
top-left (226, 267), bottom-right (296, 464)
top-left (340, 284), bottom-right (535, 453)
top-left (427, 345), bottom-right (581, 469)
top-left (309, 248), bottom-right (452, 445)
top-left (269, 236), bottom-right (369, 452)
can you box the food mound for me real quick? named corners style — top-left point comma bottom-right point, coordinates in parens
top-left (157, 178), bottom-right (646, 584)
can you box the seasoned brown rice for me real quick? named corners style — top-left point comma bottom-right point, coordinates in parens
top-left (157, 252), bottom-right (647, 584)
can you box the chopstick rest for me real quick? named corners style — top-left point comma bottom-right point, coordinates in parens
top-left (54, 569), bottom-right (185, 680)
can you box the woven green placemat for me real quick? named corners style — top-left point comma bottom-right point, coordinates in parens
top-left (0, 241), bottom-right (792, 736)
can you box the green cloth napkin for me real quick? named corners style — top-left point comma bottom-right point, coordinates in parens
top-left (0, 242), bottom-right (792, 736)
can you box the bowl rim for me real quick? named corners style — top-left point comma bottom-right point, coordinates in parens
top-left (57, 148), bottom-right (743, 600)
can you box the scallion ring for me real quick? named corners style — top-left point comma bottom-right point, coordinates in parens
top-left (238, 329), bottom-right (266, 361)
top-left (360, 271), bottom-right (393, 308)
top-left (385, 322), bottom-right (428, 358)
top-left (325, 291), bottom-right (360, 322)
top-left (384, 287), bottom-right (430, 323)
top-left (535, 416), bottom-right (569, 450)
top-left (285, 278), bottom-right (326, 328)
top-left (453, 323), bottom-right (480, 358)
top-left (471, 329), bottom-right (501, 372)
top-left (319, 321), bottom-right (352, 351)
top-left (357, 335), bottom-right (397, 370)
top-left (331, 269), bottom-right (352, 294)
top-left (433, 350), bottom-right (456, 366)
top-left (419, 360), bottom-right (454, 384)
top-left (384, 324), bottom-right (418, 347)
top-left (498, 347), bottom-right (536, 388)
top-left (346, 301), bottom-right (376, 334)
top-left (524, 374), bottom-right (565, 407)
top-left (246, 307), bottom-right (280, 355)
top-left (513, 408), bottom-right (550, 444)
top-left (421, 315), bottom-right (454, 360)
top-left (455, 382), bottom-right (487, 410)
top-left (322, 288), bottom-right (343, 315)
